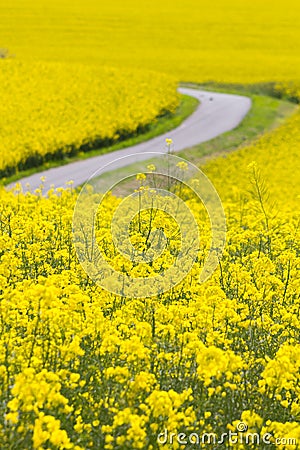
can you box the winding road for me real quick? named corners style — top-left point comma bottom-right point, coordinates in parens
top-left (8, 88), bottom-right (251, 192)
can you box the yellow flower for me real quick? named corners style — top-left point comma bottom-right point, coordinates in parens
top-left (136, 173), bottom-right (147, 181)
top-left (176, 161), bottom-right (188, 171)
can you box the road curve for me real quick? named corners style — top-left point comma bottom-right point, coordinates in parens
top-left (8, 88), bottom-right (251, 192)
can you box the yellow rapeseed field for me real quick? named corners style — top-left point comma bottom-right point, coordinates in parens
top-left (0, 61), bottom-right (178, 177)
top-left (1, 0), bottom-right (300, 448)
top-left (1, 0), bottom-right (300, 175)
top-left (0, 99), bottom-right (299, 447)
top-left (1, 0), bottom-right (300, 83)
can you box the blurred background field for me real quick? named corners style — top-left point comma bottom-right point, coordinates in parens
top-left (1, 0), bottom-right (300, 176)
top-left (1, 0), bottom-right (300, 82)
top-left (0, 61), bottom-right (178, 177)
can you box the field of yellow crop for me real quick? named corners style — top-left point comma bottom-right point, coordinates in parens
top-left (0, 94), bottom-right (299, 448)
top-left (1, 0), bottom-right (300, 448)
top-left (1, 0), bottom-right (300, 83)
top-left (1, 0), bottom-right (300, 176)
top-left (0, 61), bottom-right (178, 177)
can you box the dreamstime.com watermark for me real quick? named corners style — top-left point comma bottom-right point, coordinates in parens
top-left (72, 149), bottom-right (226, 298)
top-left (157, 423), bottom-right (298, 447)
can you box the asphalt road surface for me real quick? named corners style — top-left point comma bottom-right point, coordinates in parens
top-left (8, 88), bottom-right (251, 192)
